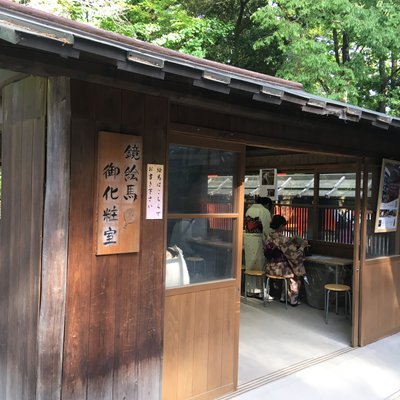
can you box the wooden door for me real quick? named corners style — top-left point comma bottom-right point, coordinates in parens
top-left (357, 161), bottom-right (400, 345)
top-left (162, 132), bottom-right (245, 400)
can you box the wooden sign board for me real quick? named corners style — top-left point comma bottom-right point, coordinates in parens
top-left (96, 131), bottom-right (142, 255)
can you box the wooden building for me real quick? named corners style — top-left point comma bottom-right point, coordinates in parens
top-left (0, 1), bottom-right (399, 399)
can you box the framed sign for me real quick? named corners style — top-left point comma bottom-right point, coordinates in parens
top-left (95, 131), bottom-right (142, 255)
top-left (375, 158), bottom-right (400, 233)
top-left (259, 168), bottom-right (277, 200)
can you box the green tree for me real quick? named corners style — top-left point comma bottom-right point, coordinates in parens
top-left (99, 0), bottom-right (232, 58)
top-left (182, 0), bottom-right (280, 73)
top-left (15, 0), bottom-right (400, 116)
top-left (18, 0), bottom-right (126, 22)
top-left (252, 0), bottom-right (400, 115)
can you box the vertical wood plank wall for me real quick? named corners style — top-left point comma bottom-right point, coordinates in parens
top-left (163, 286), bottom-right (238, 400)
top-left (360, 257), bottom-right (400, 345)
top-left (0, 76), bottom-right (46, 400)
top-left (61, 80), bottom-right (167, 400)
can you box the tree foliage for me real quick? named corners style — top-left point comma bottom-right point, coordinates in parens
top-left (99, 0), bottom-right (232, 58)
top-left (252, 0), bottom-right (400, 114)
top-left (16, 0), bottom-right (400, 116)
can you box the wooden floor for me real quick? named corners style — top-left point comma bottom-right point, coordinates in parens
top-left (238, 296), bottom-right (352, 385)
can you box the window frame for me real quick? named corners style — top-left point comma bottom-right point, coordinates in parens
top-left (166, 131), bottom-right (245, 288)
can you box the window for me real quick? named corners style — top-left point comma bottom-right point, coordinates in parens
top-left (317, 173), bottom-right (357, 244)
top-left (244, 170), bottom-right (359, 244)
top-left (275, 173), bottom-right (314, 240)
top-left (166, 142), bottom-right (242, 288)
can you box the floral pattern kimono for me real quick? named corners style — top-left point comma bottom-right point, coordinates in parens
top-left (264, 231), bottom-right (306, 305)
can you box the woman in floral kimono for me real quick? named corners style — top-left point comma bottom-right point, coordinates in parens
top-left (264, 215), bottom-right (308, 306)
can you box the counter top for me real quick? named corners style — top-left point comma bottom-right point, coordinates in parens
top-left (305, 255), bottom-right (353, 266)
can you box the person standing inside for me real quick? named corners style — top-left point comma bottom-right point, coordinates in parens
top-left (243, 197), bottom-right (273, 297)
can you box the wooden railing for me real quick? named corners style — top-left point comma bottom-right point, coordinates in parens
top-left (206, 202), bottom-right (396, 257)
top-left (318, 208), bottom-right (354, 244)
top-left (274, 204), bottom-right (310, 239)
top-left (206, 202), bottom-right (233, 230)
top-left (366, 212), bottom-right (396, 258)
top-left (274, 204), bottom-right (355, 244)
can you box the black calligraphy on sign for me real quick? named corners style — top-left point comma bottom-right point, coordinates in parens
top-left (146, 164), bottom-right (164, 220)
top-left (124, 144), bottom-right (141, 160)
top-left (103, 227), bottom-right (117, 246)
top-left (103, 205), bottom-right (118, 222)
top-left (123, 184), bottom-right (138, 201)
top-left (103, 162), bottom-right (120, 179)
top-left (96, 132), bottom-right (142, 255)
top-left (103, 186), bottom-right (119, 200)
top-left (124, 164), bottom-right (139, 181)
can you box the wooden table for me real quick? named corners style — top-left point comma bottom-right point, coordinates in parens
top-left (191, 237), bottom-right (232, 249)
top-left (304, 255), bottom-right (353, 311)
top-left (305, 255), bottom-right (353, 284)
top-left (190, 237), bottom-right (233, 278)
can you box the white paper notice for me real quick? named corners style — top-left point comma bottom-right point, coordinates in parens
top-left (146, 164), bottom-right (164, 219)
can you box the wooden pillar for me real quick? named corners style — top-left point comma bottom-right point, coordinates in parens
top-left (351, 159), bottom-right (363, 347)
top-left (36, 77), bottom-right (71, 400)
top-left (136, 95), bottom-right (167, 399)
top-left (0, 76), bottom-right (47, 400)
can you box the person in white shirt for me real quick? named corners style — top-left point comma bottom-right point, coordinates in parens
top-left (243, 197), bottom-right (273, 297)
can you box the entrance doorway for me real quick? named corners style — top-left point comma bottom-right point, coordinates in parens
top-left (162, 135), bottom-right (364, 399)
top-left (237, 145), bottom-right (361, 387)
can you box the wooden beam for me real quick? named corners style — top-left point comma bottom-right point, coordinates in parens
top-left (246, 154), bottom-right (357, 171)
top-left (37, 77), bottom-right (70, 400)
top-left (169, 122), bottom-right (367, 157)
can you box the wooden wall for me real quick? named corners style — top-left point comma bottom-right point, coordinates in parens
top-left (61, 80), bottom-right (167, 400)
top-left (163, 284), bottom-right (239, 400)
top-left (0, 76), bottom-right (46, 399)
top-left (360, 256), bottom-right (400, 345)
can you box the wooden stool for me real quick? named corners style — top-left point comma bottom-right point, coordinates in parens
top-left (324, 283), bottom-right (351, 324)
top-left (266, 274), bottom-right (292, 309)
top-left (244, 270), bottom-right (266, 305)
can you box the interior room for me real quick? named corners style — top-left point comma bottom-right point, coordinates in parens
top-left (215, 145), bottom-right (361, 387)
top-left (234, 144), bottom-right (398, 390)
